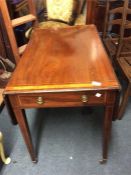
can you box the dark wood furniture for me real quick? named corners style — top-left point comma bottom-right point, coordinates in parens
top-left (103, 0), bottom-right (131, 58)
top-left (0, 11), bottom-right (15, 66)
top-left (0, 11), bottom-right (15, 106)
top-left (117, 57), bottom-right (131, 119)
top-left (87, 0), bottom-right (131, 32)
top-left (7, 0), bottom-right (28, 19)
top-left (4, 25), bottom-right (120, 163)
top-left (86, 0), bottom-right (97, 24)
top-left (0, 0), bottom-right (37, 64)
top-left (102, 0), bottom-right (131, 119)
top-left (86, 0), bottom-right (107, 31)
top-left (0, 28), bottom-right (6, 58)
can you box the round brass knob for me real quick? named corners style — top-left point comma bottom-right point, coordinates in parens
top-left (81, 95), bottom-right (88, 103)
top-left (36, 96), bottom-right (44, 105)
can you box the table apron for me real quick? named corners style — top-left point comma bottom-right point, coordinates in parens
top-left (7, 90), bottom-right (117, 109)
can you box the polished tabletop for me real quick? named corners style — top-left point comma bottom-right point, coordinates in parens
top-left (5, 25), bottom-right (120, 93)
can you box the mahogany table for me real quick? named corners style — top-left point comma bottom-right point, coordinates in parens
top-left (4, 25), bottom-right (120, 163)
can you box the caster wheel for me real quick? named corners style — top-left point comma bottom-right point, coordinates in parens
top-left (99, 159), bottom-right (107, 164)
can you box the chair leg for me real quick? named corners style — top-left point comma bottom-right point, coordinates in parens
top-left (0, 132), bottom-right (11, 164)
top-left (118, 83), bottom-right (131, 120)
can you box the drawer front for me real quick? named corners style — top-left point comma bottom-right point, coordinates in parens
top-left (18, 91), bottom-right (106, 108)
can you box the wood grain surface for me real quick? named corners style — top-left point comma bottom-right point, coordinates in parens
top-left (5, 25), bottom-right (120, 94)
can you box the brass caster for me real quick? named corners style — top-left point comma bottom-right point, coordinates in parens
top-left (99, 159), bottom-right (107, 164)
top-left (0, 132), bottom-right (11, 164)
top-left (4, 157), bottom-right (11, 165)
top-left (32, 158), bottom-right (38, 163)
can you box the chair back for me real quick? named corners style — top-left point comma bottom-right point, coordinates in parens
top-left (103, 0), bottom-right (127, 38)
top-left (103, 0), bottom-right (131, 57)
top-left (43, 0), bottom-right (80, 25)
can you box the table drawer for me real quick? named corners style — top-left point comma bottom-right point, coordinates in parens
top-left (18, 91), bottom-right (106, 108)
